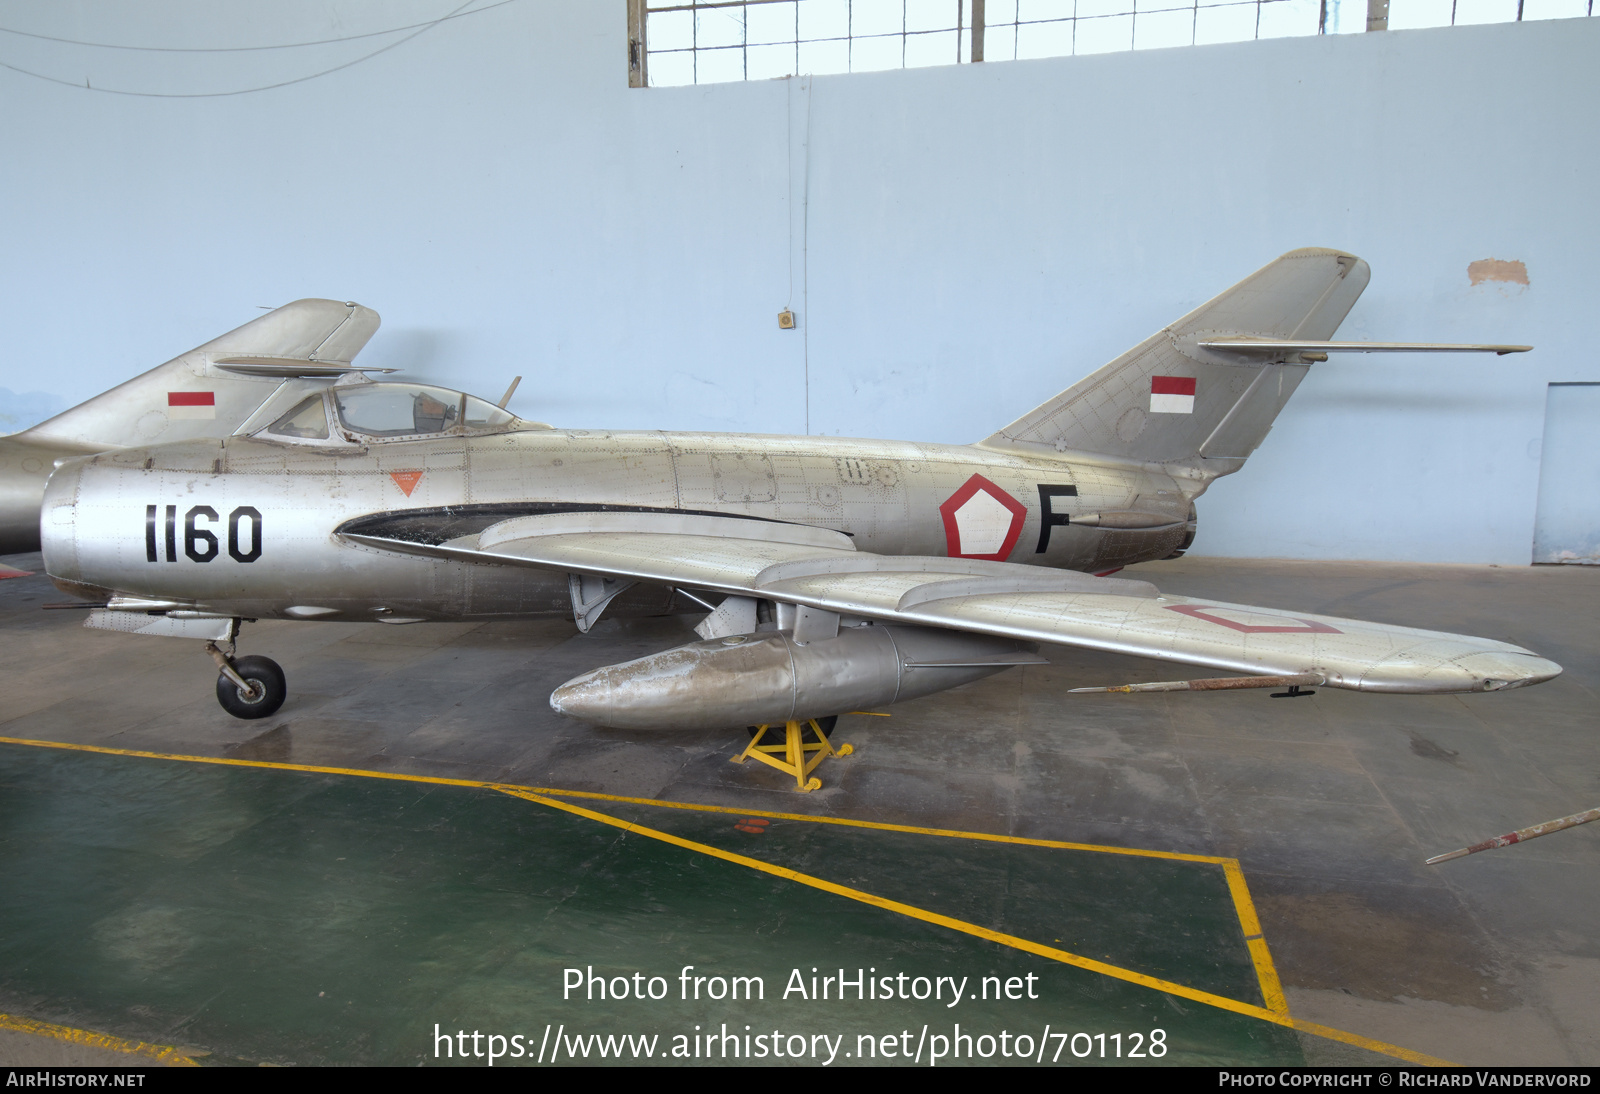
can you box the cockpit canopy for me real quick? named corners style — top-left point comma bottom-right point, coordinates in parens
top-left (258, 383), bottom-right (529, 444)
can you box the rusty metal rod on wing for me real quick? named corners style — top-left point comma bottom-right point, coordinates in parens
top-left (1069, 672), bottom-right (1326, 694)
top-left (1425, 807), bottom-right (1600, 865)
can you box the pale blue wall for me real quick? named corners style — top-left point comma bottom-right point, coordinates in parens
top-left (2, 3), bottom-right (1595, 563)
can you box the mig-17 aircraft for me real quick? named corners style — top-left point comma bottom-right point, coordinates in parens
top-left (33, 249), bottom-right (1557, 790)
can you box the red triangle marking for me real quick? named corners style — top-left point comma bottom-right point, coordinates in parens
top-left (0, 565), bottom-right (32, 580)
top-left (389, 470), bottom-right (424, 497)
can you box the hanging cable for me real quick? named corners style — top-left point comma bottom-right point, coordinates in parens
top-left (0, 0), bottom-right (518, 53)
top-left (0, 0), bottom-right (511, 98)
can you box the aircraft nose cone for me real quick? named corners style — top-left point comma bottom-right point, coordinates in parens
top-left (549, 669), bottom-right (609, 723)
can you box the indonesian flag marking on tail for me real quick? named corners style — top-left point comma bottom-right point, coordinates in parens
top-left (1149, 376), bottom-right (1195, 414)
top-left (167, 391), bottom-right (216, 420)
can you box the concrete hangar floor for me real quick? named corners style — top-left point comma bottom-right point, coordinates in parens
top-left (0, 550), bottom-right (1594, 1068)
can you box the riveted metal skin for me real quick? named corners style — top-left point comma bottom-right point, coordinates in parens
top-left (548, 625), bottom-right (1038, 730)
top-left (41, 427), bottom-right (1191, 619)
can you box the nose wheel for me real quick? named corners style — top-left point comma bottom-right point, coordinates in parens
top-left (205, 640), bottom-right (286, 719)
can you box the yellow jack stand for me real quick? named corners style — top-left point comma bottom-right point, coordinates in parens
top-left (731, 719), bottom-right (853, 792)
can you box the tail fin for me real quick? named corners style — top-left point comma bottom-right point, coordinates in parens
top-left (981, 248), bottom-right (1369, 477)
top-left (19, 299), bottom-right (380, 451)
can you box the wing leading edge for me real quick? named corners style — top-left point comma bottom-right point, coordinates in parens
top-left (337, 511), bottom-right (1560, 695)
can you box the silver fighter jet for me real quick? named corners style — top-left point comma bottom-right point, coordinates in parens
top-left (36, 249), bottom-right (1556, 788)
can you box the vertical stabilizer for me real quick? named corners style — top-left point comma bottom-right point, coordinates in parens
top-left (19, 299), bottom-right (380, 452)
top-left (981, 249), bottom-right (1369, 477)
top-left (0, 299), bottom-right (380, 552)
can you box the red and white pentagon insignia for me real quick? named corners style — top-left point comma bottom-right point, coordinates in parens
top-left (1164, 604), bottom-right (1342, 634)
top-left (939, 474), bottom-right (1028, 561)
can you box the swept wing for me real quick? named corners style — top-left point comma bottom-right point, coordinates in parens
top-left (338, 511), bottom-right (1559, 695)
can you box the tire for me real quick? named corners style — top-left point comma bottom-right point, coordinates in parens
top-left (215, 655), bottom-right (287, 719)
top-left (810, 715), bottom-right (838, 740)
top-left (746, 715), bottom-right (838, 740)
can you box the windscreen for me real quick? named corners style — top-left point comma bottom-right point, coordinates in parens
top-left (265, 395), bottom-right (329, 440)
top-left (462, 395), bottom-right (516, 431)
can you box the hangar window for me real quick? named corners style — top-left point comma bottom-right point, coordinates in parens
top-left (629, 0), bottom-right (1591, 86)
top-left (1386, 0), bottom-right (1590, 29)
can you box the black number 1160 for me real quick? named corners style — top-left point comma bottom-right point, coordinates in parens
top-left (145, 504), bottom-right (262, 563)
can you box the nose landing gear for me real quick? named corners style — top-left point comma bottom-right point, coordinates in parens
top-left (205, 637), bottom-right (286, 719)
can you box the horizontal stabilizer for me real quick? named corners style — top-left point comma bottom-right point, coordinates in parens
top-left (1199, 338), bottom-right (1531, 356)
top-left (213, 356), bottom-right (398, 377)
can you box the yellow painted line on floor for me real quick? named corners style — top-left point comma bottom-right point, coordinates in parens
top-left (487, 785), bottom-right (1240, 864)
top-left (0, 732), bottom-right (1291, 1017)
top-left (1223, 861), bottom-right (1289, 1018)
top-left (510, 769), bottom-right (1289, 1024)
top-left (525, 785), bottom-right (1293, 1024)
top-left (1288, 1020), bottom-right (1456, 1067)
top-left (0, 734), bottom-right (506, 788)
top-left (505, 790), bottom-right (1269, 1014)
top-left (0, 735), bottom-right (1228, 864)
top-left (0, 734), bottom-right (1454, 1066)
top-left (504, 789), bottom-right (1454, 1067)
top-left (0, 1012), bottom-right (198, 1067)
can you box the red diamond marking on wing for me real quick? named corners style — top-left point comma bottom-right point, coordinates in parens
top-left (938, 474), bottom-right (1028, 561)
top-left (1164, 604), bottom-right (1341, 634)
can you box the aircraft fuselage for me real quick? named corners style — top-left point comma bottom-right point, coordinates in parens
top-left (42, 428), bottom-right (1195, 621)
